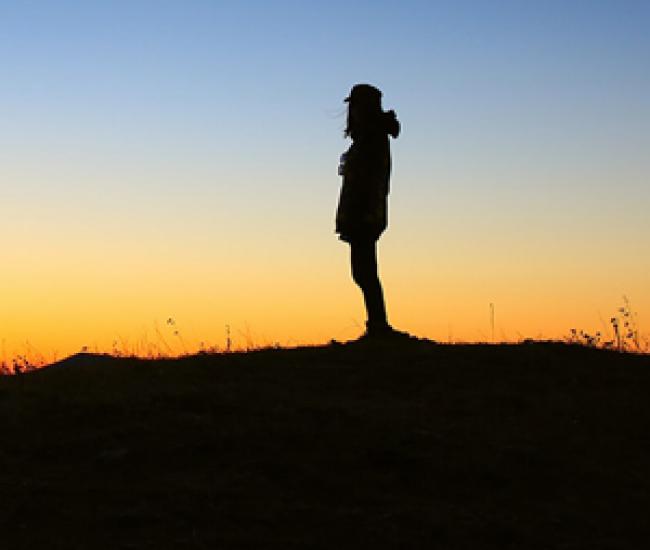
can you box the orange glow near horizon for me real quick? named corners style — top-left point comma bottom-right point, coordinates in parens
top-left (3, 231), bottom-right (649, 368)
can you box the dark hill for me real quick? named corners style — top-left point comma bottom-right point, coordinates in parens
top-left (1, 340), bottom-right (649, 549)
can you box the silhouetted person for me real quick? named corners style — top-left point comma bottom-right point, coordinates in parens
top-left (336, 84), bottom-right (405, 339)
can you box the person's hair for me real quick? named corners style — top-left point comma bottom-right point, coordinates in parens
top-left (345, 98), bottom-right (400, 140)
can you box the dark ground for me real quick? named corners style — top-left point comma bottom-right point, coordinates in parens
top-left (1, 340), bottom-right (649, 549)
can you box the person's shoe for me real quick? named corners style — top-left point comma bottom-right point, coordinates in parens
top-left (385, 326), bottom-right (415, 339)
top-left (358, 322), bottom-right (415, 342)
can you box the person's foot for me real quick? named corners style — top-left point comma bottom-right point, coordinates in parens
top-left (358, 323), bottom-right (415, 341)
top-left (384, 326), bottom-right (415, 339)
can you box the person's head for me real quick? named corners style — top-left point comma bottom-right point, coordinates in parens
top-left (344, 83), bottom-right (400, 139)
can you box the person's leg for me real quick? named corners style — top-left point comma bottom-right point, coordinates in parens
top-left (350, 239), bottom-right (389, 332)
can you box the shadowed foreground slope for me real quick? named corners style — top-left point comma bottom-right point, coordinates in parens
top-left (1, 341), bottom-right (649, 549)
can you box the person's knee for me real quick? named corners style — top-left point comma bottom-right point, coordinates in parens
top-left (352, 263), bottom-right (379, 290)
top-left (350, 241), bottom-right (378, 287)
top-left (351, 261), bottom-right (367, 287)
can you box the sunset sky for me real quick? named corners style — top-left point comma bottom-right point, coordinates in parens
top-left (2, 1), bottom-right (649, 362)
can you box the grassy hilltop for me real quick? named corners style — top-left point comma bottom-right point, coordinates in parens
top-left (1, 340), bottom-right (649, 549)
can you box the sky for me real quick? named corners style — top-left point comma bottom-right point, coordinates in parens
top-left (2, 0), bottom-right (649, 362)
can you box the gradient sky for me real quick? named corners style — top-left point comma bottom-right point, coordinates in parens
top-left (2, 0), bottom-right (649, 361)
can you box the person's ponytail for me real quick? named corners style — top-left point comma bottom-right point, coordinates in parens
top-left (383, 110), bottom-right (400, 138)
